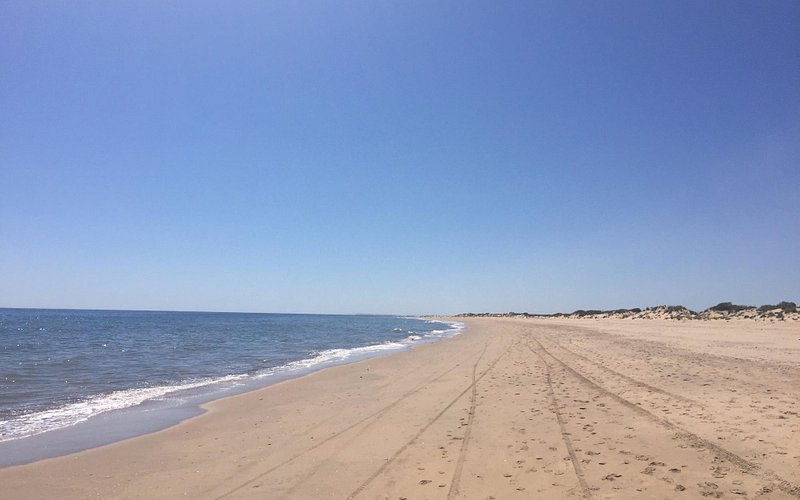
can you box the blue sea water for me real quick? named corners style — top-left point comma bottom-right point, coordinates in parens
top-left (0, 308), bottom-right (462, 445)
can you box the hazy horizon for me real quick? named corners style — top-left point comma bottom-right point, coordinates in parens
top-left (2, 299), bottom-right (797, 319)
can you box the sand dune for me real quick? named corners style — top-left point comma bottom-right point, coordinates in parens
top-left (1, 318), bottom-right (799, 499)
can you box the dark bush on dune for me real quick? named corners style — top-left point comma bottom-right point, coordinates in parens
top-left (664, 305), bottom-right (693, 313)
top-left (572, 308), bottom-right (644, 316)
top-left (572, 309), bottom-right (603, 316)
top-left (708, 302), bottom-right (754, 313)
top-left (757, 301), bottom-right (797, 313)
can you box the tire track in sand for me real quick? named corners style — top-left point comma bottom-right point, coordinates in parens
top-left (539, 336), bottom-right (700, 405)
top-left (524, 341), bottom-right (593, 499)
top-left (346, 340), bottom-right (515, 500)
top-left (530, 336), bottom-right (800, 498)
top-left (445, 337), bottom-right (485, 499)
top-left (214, 357), bottom-right (467, 499)
top-left (278, 344), bottom-right (488, 499)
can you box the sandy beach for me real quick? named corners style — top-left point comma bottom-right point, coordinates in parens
top-left (1, 317), bottom-right (799, 499)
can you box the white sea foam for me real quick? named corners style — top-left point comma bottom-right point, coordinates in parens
top-left (268, 342), bottom-right (408, 375)
top-left (0, 373), bottom-right (249, 442)
top-left (265, 322), bottom-right (464, 375)
top-left (427, 321), bottom-right (465, 336)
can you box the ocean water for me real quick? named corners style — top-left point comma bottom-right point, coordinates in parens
top-left (0, 309), bottom-right (462, 444)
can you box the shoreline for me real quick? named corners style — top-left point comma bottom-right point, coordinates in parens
top-left (0, 319), bottom-right (464, 467)
top-left (2, 317), bottom-right (798, 498)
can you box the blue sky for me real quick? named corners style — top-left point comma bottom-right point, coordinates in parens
top-left (2, 2), bottom-right (798, 314)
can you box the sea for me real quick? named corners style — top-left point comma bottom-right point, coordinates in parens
top-left (0, 308), bottom-right (463, 465)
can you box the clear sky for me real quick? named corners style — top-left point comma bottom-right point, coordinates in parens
top-left (2, 2), bottom-right (798, 315)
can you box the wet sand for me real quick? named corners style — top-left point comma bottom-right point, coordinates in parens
top-left (1, 317), bottom-right (799, 499)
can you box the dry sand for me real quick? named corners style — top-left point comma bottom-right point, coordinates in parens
top-left (1, 318), bottom-right (799, 499)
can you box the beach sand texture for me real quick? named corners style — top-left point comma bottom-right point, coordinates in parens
top-left (1, 318), bottom-right (799, 499)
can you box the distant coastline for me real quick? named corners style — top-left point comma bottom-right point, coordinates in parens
top-left (457, 301), bottom-right (799, 321)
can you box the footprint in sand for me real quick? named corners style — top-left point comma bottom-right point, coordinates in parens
top-left (698, 481), bottom-right (722, 498)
